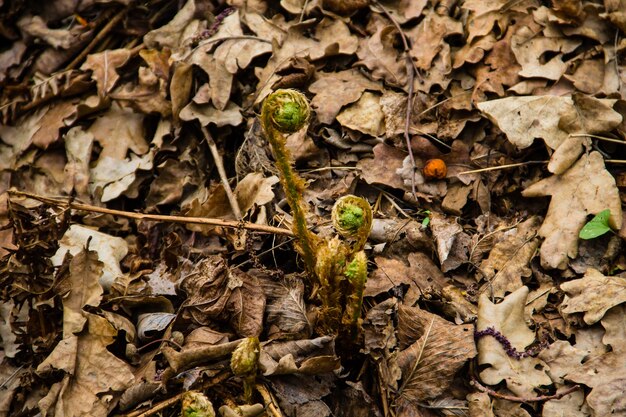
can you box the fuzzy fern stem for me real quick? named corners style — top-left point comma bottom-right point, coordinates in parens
top-left (261, 89), bottom-right (320, 278)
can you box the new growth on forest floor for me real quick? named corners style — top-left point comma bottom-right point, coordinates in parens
top-left (1, 1), bottom-right (626, 417)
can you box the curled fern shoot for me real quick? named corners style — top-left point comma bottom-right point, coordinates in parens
top-left (261, 89), bottom-right (319, 277)
top-left (332, 195), bottom-right (372, 252)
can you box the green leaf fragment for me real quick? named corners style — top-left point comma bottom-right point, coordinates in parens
top-left (579, 209), bottom-right (612, 240)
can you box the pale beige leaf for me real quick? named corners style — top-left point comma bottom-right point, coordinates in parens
top-left (522, 152), bottom-right (622, 269)
top-left (81, 48), bottom-right (132, 97)
top-left (87, 103), bottom-right (148, 160)
top-left (477, 286), bottom-right (552, 397)
top-left (561, 268), bottom-right (626, 325)
top-left (179, 100), bottom-right (243, 127)
top-left (336, 92), bottom-right (385, 136)
top-left (51, 225), bottom-right (129, 291)
top-left (63, 249), bottom-right (104, 338)
top-left (566, 352), bottom-right (626, 416)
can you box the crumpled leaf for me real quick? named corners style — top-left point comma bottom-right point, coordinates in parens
top-left (407, 9), bottom-right (463, 71)
top-left (522, 152), bottom-right (622, 269)
top-left (356, 143), bottom-right (406, 190)
top-left (81, 48), bottom-right (132, 97)
top-left (477, 95), bottom-right (622, 174)
top-left (560, 268), bottom-right (626, 325)
top-left (259, 273), bottom-right (311, 339)
top-left (565, 351), bottom-right (626, 416)
top-left (478, 216), bottom-right (540, 298)
top-left (63, 126), bottom-right (94, 198)
top-left (259, 336), bottom-right (339, 376)
top-left (356, 24), bottom-right (407, 88)
top-left (309, 69), bottom-right (382, 124)
top-left (365, 253), bottom-right (448, 304)
top-left (87, 103), bottom-right (148, 160)
top-left (179, 256), bottom-right (266, 337)
top-left (268, 374), bottom-right (334, 417)
top-left (511, 28), bottom-right (580, 80)
top-left (395, 305), bottom-right (476, 404)
top-left (51, 225), bottom-right (129, 291)
top-left (36, 314), bottom-right (135, 417)
top-left (477, 286), bottom-right (552, 397)
top-left (89, 152), bottom-right (153, 202)
top-left (60, 248), bottom-right (104, 337)
top-left (336, 92), bottom-right (385, 136)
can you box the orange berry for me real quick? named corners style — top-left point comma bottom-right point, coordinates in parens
top-left (423, 159), bottom-right (447, 180)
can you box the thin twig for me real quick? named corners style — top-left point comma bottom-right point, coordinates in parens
top-left (201, 126), bottom-right (242, 220)
top-left (8, 190), bottom-right (294, 237)
top-left (471, 378), bottom-right (581, 403)
top-left (183, 35), bottom-right (271, 62)
top-left (569, 133), bottom-right (626, 145)
top-left (371, 0), bottom-right (418, 200)
top-left (65, 7), bottom-right (129, 70)
top-left (256, 383), bottom-right (285, 417)
top-left (606, 159), bottom-right (626, 163)
top-left (457, 161), bottom-right (547, 175)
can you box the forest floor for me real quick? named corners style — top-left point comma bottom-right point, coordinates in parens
top-left (1, 0), bottom-right (626, 416)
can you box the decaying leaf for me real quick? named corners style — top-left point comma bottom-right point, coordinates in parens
top-left (477, 95), bottom-right (622, 173)
top-left (522, 152), bottom-right (622, 269)
top-left (36, 314), bottom-right (135, 417)
top-left (561, 269), bottom-right (626, 325)
top-left (478, 217), bottom-right (540, 298)
top-left (477, 286), bottom-right (552, 397)
top-left (51, 225), bottom-right (128, 291)
top-left (395, 305), bottom-right (476, 405)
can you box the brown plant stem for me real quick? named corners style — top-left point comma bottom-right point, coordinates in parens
top-left (470, 378), bottom-right (581, 403)
top-left (65, 7), bottom-right (129, 70)
top-left (7, 190), bottom-right (294, 237)
top-left (371, 0), bottom-right (418, 199)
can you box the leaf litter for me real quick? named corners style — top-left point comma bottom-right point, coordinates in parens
top-left (0, 1), bottom-right (626, 416)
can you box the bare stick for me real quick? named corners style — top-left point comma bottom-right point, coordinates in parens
top-left (471, 378), bottom-right (581, 403)
top-left (371, 0), bottom-right (418, 199)
top-left (569, 133), bottom-right (626, 145)
top-left (66, 7), bottom-right (128, 70)
top-left (8, 190), bottom-right (294, 237)
top-left (457, 161), bottom-right (547, 175)
top-left (202, 126), bottom-right (242, 220)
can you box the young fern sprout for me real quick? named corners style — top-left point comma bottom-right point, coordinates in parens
top-left (332, 195), bottom-right (372, 252)
top-left (261, 89), bottom-right (320, 278)
top-left (261, 89), bottom-right (373, 340)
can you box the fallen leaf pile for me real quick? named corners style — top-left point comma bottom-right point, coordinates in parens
top-left (1, 0), bottom-right (626, 416)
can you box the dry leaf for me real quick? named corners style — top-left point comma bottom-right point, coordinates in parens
top-left (477, 286), bottom-right (552, 397)
top-left (561, 269), bottom-right (626, 325)
top-left (336, 92), bottom-right (385, 136)
top-left (309, 69), bottom-right (382, 124)
top-left (51, 225), bottom-right (128, 291)
top-left (395, 305), bottom-right (475, 403)
top-left (36, 314), bottom-right (135, 417)
top-left (478, 217), bottom-right (540, 298)
top-left (522, 152), bottom-right (622, 269)
top-left (356, 24), bottom-right (407, 88)
top-left (81, 48), bottom-right (132, 97)
top-left (87, 103), bottom-right (148, 160)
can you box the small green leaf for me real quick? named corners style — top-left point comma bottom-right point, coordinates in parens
top-left (421, 216), bottom-right (430, 229)
top-left (579, 209), bottom-right (612, 240)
